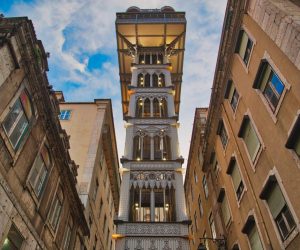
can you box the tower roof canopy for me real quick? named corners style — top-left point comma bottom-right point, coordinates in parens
top-left (116, 8), bottom-right (186, 116)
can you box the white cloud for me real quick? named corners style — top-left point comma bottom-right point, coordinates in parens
top-left (5, 0), bottom-right (226, 166)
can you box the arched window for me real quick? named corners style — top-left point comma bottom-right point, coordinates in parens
top-left (143, 98), bottom-right (151, 117)
top-left (158, 73), bottom-right (165, 87)
top-left (145, 54), bottom-right (151, 64)
top-left (139, 54), bottom-right (145, 64)
top-left (145, 73), bottom-right (150, 87)
top-left (153, 98), bottom-right (160, 117)
top-left (152, 54), bottom-right (157, 64)
top-left (137, 73), bottom-right (144, 87)
top-left (135, 98), bottom-right (143, 118)
top-left (133, 135), bottom-right (141, 160)
top-left (160, 99), bottom-right (168, 118)
top-left (163, 135), bottom-right (171, 160)
top-left (158, 54), bottom-right (163, 64)
top-left (154, 135), bottom-right (162, 160)
top-left (152, 74), bottom-right (158, 87)
top-left (143, 136), bottom-right (151, 160)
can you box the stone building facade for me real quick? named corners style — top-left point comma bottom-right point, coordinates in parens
top-left (57, 94), bottom-right (121, 250)
top-left (0, 17), bottom-right (89, 249)
top-left (114, 6), bottom-right (190, 250)
top-left (185, 0), bottom-right (300, 249)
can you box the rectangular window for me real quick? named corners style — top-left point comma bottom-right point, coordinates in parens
top-left (202, 175), bottom-right (209, 198)
top-left (2, 90), bottom-right (33, 150)
top-left (209, 213), bottom-right (217, 239)
top-left (248, 225), bottom-right (264, 250)
top-left (59, 110), bottom-right (71, 120)
top-left (253, 60), bottom-right (285, 112)
top-left (62, 222), bottom-right (72, 250)
top-left (29, 145), bottom-right (51, 198)
top-left (238, 116), bottom-right (261, 163)
top-left (217, 189), bottom-right (231, 226)
top-left (48, 187), bottom-right (63, 231)
top-left (217, 120), bottom-right (228, 149)
top-left (286, 114), bottom-right (300, 157)
top-left (194, 170), bottom-right (198, 183)
top-left (194, 212), bottom-right (198, 232)
top-left (235, 30), bottom-right (253, 65)
top-left (227, 158), bottom-right (245, 201)
top-left (198, 195), bottom-right (203, 217)
top-left (260, 178), bottom-right (296, 241)
top-left (225, 80), bottom-right (240, 112)
top-left (2, 224), bottom-right (24, 250)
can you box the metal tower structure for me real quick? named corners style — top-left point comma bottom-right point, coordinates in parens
top-left (114, 6), bottom-right (190, 249)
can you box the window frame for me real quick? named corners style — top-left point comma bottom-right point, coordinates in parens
top-left (226, 155), bottom-right (246, 203)
top-left (260, 170), bottom-right (299, 248)
top-left (217, 120), bottom-right (229, 150)
top-left (242, 214), bottom-right (265, 250)
top-left (2, 88), bottom-right (35, 151)
top-left (217, 188), bottom-right (232, 228)
top-left (253, 52), bottom-right (290, 122)
top-left (59, 110), bottom-right (71, 120)
top-left (235, 28), bottom-right (255, 69)
top-left (27, 142), bottom-right (52, 203)
top-left (202, 175), bottom-right (209, 199)
top-left (224, 80), bottom-right (240, 114)
top-left (238, 114), bottom-right (263, 168)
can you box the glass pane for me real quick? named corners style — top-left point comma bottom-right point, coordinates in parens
top-left (2, 225), bottom-right (24, 250)
top-left (9, 114), bottom-right (28, 148)
top-left (228, 83), bottom-right (235, 101)
top-left (260, 64), bottom-right (272, 92)
top-left (3, 100), bottom-right (23, 134)
top-left (230, 90), bottom-right (239, 111)
top-left (35, 164), bottom-right (47, 197)
top-left (244, 39), bottom-right (253, 64)
top-left (267, 184), bottom-right (286, 218)
top-left (20, 90), bottom-right (33, 119)
top-left (29, 155), bottom-right (43, 187)
top-left (283, 206), bottom-right (296, 231)
top-left (276, 214), bottom-right (289, 240)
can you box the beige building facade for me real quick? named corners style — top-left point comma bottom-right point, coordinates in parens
top-left (0, 17), bottom-right (89, 249)
top-left (185, 0), bottom-right (300, 250)
top-left (57, 95), bottom-right (121, 250)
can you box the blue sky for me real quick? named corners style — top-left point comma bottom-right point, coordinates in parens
top-left (0, 0), bottom-right (227, 166)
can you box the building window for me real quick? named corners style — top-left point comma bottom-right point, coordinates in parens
top-left (1, 224), bottom-right (24, 250)
top-left (93, 179), bottom-right (99, 201)
top-left (194, 170), bottom-right (198, 183)
top-left (224, 80), bottom-right (239, 112)
top-left (210, 151), bottom-right (219, 178)
top-left (260, 176), bottom-right (296, 241)
top-left (209, 212), bottom-right (217, 239)
top-left (286, 114), bottom-right (300, 158)
top-left (129, 187), bottom-right (176, 222)
top-left (158, 73), bottom-right (165, 87)
top-left (217, 120), bottom-right (228, 149)
top-left (238, 116), bottom-right (261, 163)
top-left (48, 186), bottom-right (63, 231)
top-left (235, 30), bottom-right (253, 66)
top-left (28, 144), bottom-right (51, 198)
top-left (59, 110), bottom-right (71, 120)
top-left (2, 89), bottom-right (34, 150)
top-left (226, 157), bottom-right (245, 201)
top-left (202, 175), bottom-right (209, 198)
top-left (62, 218), bottom-right (73, 250)
top-left (137, 73), bottom-right (144, 87)
top-left (242, 215), bottom-right (264, 250)
top-left (217, 188), bottom-right (231, 226)
top-left (198, 195), bottom-right (203, 217)
top-left (194, 211), bottom-right (198, 232)
top-left (253, 60), bottom-right (285, 112)
top-left (152, 74), bottom-right (158, 87)
top-left (103, 215), bottom-right (107, 232)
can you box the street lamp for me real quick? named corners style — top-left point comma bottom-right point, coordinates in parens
top-left (197, 236), bottom-right (227, 250)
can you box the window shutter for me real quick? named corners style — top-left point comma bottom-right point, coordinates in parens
top-left (267, 184), bottom-right (286, 219)
top-left (253, 60), bottom-right (268, 89)
top-left (238, 31), bottom-right (248, 59)
top-left (221, 196), bottom-right (231, 225)
top-left (249, 227), bottom-right (263, 250)
top-left (244, 122), bottom-right (260, 160)
top-left (231, 162), bottom-right (242, 191)
top-left (224, 80), bottom-right (233, 99)
top-left (216, 120), bottom-right (223, 135)
top-left (286, 115), bottom-right (300, 156)
top-left (235, 30), bottom-right (244, 53)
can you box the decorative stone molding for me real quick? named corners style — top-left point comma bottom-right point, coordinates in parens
top-left (248, 0), bottom-right (300, 69)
